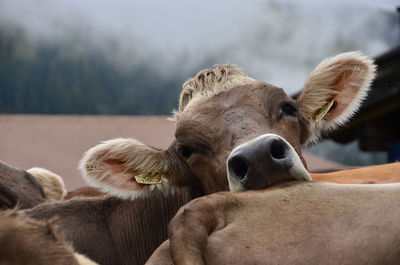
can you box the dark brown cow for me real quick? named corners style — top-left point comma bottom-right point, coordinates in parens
top-left (25, 188), bottom-right (196, 265)
top-left (26, 167), bottom-right (106, 200)
top-left (26, 52), bottom-right (378, 264)
top-left (0, 160), bottom-right (45, 209)
top-left (27, 167), bottom-right (108, 199)
top-left (0, 209), bottom-right (97, 265)
top-left (28, 167), bottom-right (107, 200)
top-left (1, 163), bottom-right (101, 205)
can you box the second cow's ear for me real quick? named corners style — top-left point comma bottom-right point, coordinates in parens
top-left (79, 138), bottom-right (193, 199)
top-left (297, 51), bottom-right (376, 144)
top-left (27, 167), bottom-right (67, 202)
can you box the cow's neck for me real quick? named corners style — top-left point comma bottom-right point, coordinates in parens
top-left (110, 186), bottom-right (202, 265)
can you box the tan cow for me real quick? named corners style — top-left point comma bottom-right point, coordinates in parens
top-left (148, 181), bottom-right (400, 265)
top-left (146, 137), bottom-right (400, 264)
top-left (311, 162), bottom-right (400, 184)
top-left (27, 52), bottom-right (384, 265)
top-left (80, 52), bottom-right (376, 198)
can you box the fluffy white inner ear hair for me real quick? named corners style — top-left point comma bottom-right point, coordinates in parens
top-left (79, 138), bottom-right (170, 199)
top-left (297, 51), bottom-right (376, 144)
top-left (27, 167), bottom-right (67, 201)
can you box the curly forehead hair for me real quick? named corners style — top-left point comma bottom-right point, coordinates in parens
top-left (174, 64), bottom-right (254, 119)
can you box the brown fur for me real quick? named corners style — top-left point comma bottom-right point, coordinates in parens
top-left (0, 209), bottom-right (97, 265)
top-left (25, 188), bottom-right (196, 265)
top-left (311, 162), bottom-right (400, 184)
top-left (0, 160), bottom-right (45, 209)
top-left (175, 81), bottom-right (311, 193)
top-left (65, 186), bottom-right (107, 200)
top-left (148, 182), bottom-right (400, 265)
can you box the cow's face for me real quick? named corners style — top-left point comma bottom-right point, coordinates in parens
top-left (80, 52), bottom-right (375, 198)
top-left (173, 82), bottom-right (310, 193)
top-left (0, 161), bottom-right (46, 209)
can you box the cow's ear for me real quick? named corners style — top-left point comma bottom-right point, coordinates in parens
top-left (27, 167), bottom-right (67, 202)
top-left (297, 52), bottom-right (376, 144)
top-left (79, 138), bottom-right (191, 199)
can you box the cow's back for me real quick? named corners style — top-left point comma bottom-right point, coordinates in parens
top-left (311, 162), bottom-right (400, 184)
top-left (205, 183), bottom-right (400, 265)
top-left (25, 188), bottom-right (194, 265)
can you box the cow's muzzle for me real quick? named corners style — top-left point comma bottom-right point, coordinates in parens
top-left (227, 134), bottom-right (311, 192)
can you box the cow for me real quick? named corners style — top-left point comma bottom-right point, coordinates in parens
top-left (146, 137), bottom-right (400, 265)
top-left (0, 160), bottom-right (46, 209)
top-left (0, 160), bottom-right (105, 210)
top-left (223, 134), bottom-right (400, 191)
top-left (26, 52), bottom-right (379, 264)
top-left (311, 162), bottom-right (400, 184)
top-left (27, 167), bottom-right (106, 200)
top-left (25, 188), bottom-right (195, 265)
top-left (0, 209), bottom-right (98, 265)
top-left (147, 135), bottom-right (400, 265)
top-left (148, 181), bottom-right (400, 265)
top-left (79, 52), bottom-right (376, 199)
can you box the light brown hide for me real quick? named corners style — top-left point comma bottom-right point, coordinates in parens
top-left (311, 162), bottom-right (400, 184)
top-left (148, 182), bottom-right (400, 265)
top-left (174, 82), bottom-right (308, 193)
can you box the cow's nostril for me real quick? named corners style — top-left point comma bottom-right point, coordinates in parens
top-left (270, 139), bottom-right (286, 160)
top-left (229, 156), bottom-right (248, 180)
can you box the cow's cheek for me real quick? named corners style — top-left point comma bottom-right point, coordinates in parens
top-left (206, 154), bottom-right (231, 193)
top-left (188, 155), bottom-right (229, 194)
top-left (275, 120), bottom-right (303, 153)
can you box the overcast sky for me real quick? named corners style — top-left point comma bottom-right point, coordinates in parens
top-left (0, 0), bottom-right (398, 93)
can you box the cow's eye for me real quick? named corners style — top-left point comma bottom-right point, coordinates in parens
top-left (280, 102), bottom-right (297, 117)
top-left (179, 145), bottom-right (195, 159)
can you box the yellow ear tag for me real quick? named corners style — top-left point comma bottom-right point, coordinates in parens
top-left (134, 173), bottom-right (163, 185)
top-left (314, 99), bottom-right (335, 122)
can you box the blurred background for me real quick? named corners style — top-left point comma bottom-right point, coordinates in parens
top-left (0, 0), bottom-right (399, 189)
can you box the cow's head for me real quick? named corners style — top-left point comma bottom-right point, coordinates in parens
top-left (0, 160), bottom-right (46, 209)
top-left (80, 52), bottom-right (375, 198)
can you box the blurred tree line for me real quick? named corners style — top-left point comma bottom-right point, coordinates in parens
top-left (0, 29), bottom-right (186, 115)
